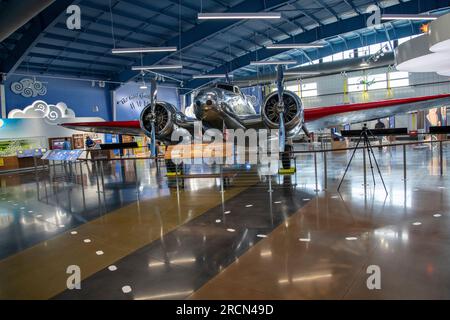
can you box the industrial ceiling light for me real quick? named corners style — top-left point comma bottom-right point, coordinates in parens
top-left (381, 14), bottom-right (439, 21)
top-left (139, 71), bottom-right (148, 89)
top-left (360, 61), bottom-right (369, 67)
top-left (284, 71), bottom-right (321, 76)
top-left (112, 47), bottom-right (177, 54)
top-left (198, 12), bottom-right (281, 20)
top-left (250, 60), bottom-right (297, 66)
top-left (131, 65), bottom-right (183, 71)
top-left (140, 83), bottom-right (148, 90)
top-left (192, 74), bottom-right (228, 79)
top-left (266, 43), bottom-right (325, 49)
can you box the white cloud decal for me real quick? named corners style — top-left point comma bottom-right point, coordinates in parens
top-left (8, 101), bottom-right (76, 125)
top-left (11, 78), bottom-right (47, 98)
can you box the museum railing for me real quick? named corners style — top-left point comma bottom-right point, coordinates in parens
top-left (28, 136), bottom-right (449, 195)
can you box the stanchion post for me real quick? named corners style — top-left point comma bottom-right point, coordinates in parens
top-left (94, 160), bottom-right (101, 194)
top-left (268, 172), bottom-right (273, 193)
top-left (220, 165), bottom-right (225, 201)
top-left (33, 156), bottom-right (38, 179)
top-left (403, 144), bottom-right (407, 181)
top-left (323, 151), bottom-right (327, 190)
top-left (440, 140), bottom-right (444, 176)
top-left (294, 156), bottom-right (298, 186)
top-left (314, 152), bottom-right (319, 192)
top-left (363, 145), bottom-right (367, 188)
top-left (100, 160), bottom-right (105, 193)
top-left (175, 163), bottom-right (180, 195)
top-left (134, 159), bottom-right (139, 195)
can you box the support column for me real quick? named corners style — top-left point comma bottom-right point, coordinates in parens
top-left (0, 84), bottom-right (6, 118)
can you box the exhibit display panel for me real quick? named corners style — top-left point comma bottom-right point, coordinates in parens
top-left (0, 137), bottom-right (46, 157)
top-left (0, 118), bottom-right (105, 172)
top-left (41, 149), bottom-right (83, 161)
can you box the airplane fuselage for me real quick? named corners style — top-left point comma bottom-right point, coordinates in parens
top-left (193, 84), bottom-right (256, 130)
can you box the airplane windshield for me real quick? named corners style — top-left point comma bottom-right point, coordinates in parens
top-left (216, 84), bottom-right (234, 92)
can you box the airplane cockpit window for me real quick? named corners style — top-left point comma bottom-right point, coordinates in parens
top-left (216, 84), bottom-right (234, 92)
top-left (233, 86), bottom-right (241, 95)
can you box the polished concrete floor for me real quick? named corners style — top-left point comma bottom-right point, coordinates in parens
top-left (1, 142), bottom-right (450, 299)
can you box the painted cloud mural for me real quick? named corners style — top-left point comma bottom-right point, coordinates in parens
top-left (8, 101), bottom-right (76, 125)
top-left (11, 78), bottom-right (47, 97)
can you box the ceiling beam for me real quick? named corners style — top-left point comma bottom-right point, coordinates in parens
top-left (313, 0), bottom-right (340, 20)
top-left (20, 61), bottom-right (112, 76)
top-left (186, 0), bottom-right (447, 89)
top-left (82, 0), bottom-right (180, 34)
top-left (0, 0), bottom-right (55, 42)
top-left (28, 52), bottom-right (121, 68)
top-left (34, 43), bottom-right (134, 63)
top-left (119, 0), bottom-right (195, 26)
top-left (1, 0), bottom-right (75, 74)
top-left (114, 0), bottom-right (296, 84)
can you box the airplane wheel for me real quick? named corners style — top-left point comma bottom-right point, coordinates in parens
top-left (282, 145), bottom-right (293, 169)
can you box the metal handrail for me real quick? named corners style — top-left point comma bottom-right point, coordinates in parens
top-left (286, 138), bottom-right (448, 155)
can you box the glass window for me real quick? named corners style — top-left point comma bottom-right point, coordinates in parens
top-left (301, 82), bottom-right (317, 97)
top-left (343, 49), bottom-right (354, 59)
top-left (367, 74), bottom-right (387, 90)
top-left (322, 55), bottom-right (333, 63)
top-left (391, 79), bottom-right (409, 87)
top-left (348, 71), bottom-right (409, 92)
top-left (389, 71), bottom-right (409, 80)
top-left (332, 52), bottom-right (343, 61)
top-left (389, 71), bottom-right (409, 88)
top-left (286, 83), bottom-right (300, 95)
top-left (369, 43), bottom-right (382, 54)
top-left (348, 74), bottom-right (387, 92)
top-left (358, 46), bottom-right (369, 57)
top-left (348, 76), bottom-right (365, 92)
top-left (380, 41), bottom-right (393, 51)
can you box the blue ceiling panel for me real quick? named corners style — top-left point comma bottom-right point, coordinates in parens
top-left (1, 0), bottom-right (449, 87)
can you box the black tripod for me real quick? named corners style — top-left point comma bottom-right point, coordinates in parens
top-left (338, 124), bottom-right (388, 195)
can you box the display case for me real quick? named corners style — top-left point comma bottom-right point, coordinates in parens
top-left (48, 137), bottom-right (73, 150)
top-left (0, 137), bottom-right (48, 171)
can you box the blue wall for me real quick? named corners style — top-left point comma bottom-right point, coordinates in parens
top-left (241, 85), bottom-right (263, 114)
top-left (115, 82), bottom-right (180, 121)
top-left (4, 75), bottom-right (113, 120)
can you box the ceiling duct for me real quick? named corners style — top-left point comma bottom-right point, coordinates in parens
top-left (0, 0), bottom-right (55, 42)
top-left (232, 52), bottom-right (395, 86)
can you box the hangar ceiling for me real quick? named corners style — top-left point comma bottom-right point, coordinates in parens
top-left (0, 0), bottom-right (449, 90)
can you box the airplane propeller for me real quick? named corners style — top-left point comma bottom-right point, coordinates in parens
top-left (149, 78), bottom-right (157, 157)
top-left (276, 65), bottom-right (286, 153)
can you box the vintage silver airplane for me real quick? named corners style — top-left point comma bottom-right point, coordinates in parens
top-left (62, 65), bottom-right (450, 167)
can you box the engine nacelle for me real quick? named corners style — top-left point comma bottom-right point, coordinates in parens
top-left (139, 101), bottom-right (177, 141)
top-left (262, 90), bottom-right (304, 138)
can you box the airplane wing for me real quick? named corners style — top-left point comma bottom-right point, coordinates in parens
top-left (304, 94), bottom-right (450, 131)
top-left (60, 120), bottom-right (143, 136)
top-left (60, 116), bottom-right (197, 141)
top-left (62, 94), bottom-right (450, 137)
